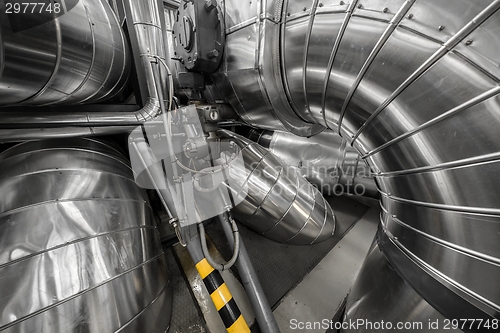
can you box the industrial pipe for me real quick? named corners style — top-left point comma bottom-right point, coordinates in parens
top-left (184, 223), bottom-right (251, 333)
top-left (0, 138), bottom-right (172, 332)
top-left (239, 128), bottom-right (379, 199)
top-left (216, 129), bottom-right (336, 245)
top-left (218, 211), bottom-right (281, 333)
top-left (216, 0), bottom-right (500, 326)
top-left (0, 0), bottom-right (129, 106)
top-left (0, 0), bottom-right (169, 140)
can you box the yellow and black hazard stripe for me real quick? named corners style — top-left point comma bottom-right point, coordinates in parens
top-left (196, 258), bottom-right (251, 333)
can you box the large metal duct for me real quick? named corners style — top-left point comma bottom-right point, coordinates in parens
top-left (0, 0), bottom-right (129, 106)
top-left (0, 0), bottom-right (167, 142)
top-left (0, 139), bottom-right (172, 333)
top-left (216, 130), bottom-right (336, 245)
top-left (216, 0), bottom-right (500, 326)
top-left (211, 0), bottom-right (325, 136)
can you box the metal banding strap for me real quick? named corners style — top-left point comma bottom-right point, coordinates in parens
top-left (377, 227), bottom-right (495, 332)
top-left (195, 258), bottom-right (251, 333)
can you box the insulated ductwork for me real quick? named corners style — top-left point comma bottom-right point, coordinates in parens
top-left (217, 130), bottom-right (336, 245)
top-left (0, 139), bottom-right (172, 333)
top-left (240, 128), bottom-right (379, 198)
top-left (216, 0), bottom-right (500, 326)
top-left (238, 128), bottom-right (275, 149)
top-left (0, 0), bottom-right (129, 106)
top-left (0, 0), bottom-right (167, 141)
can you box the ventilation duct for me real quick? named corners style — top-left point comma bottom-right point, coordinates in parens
top-left (0, 0), bottom-right (167, 141)
top-left (215, 130), bottom-right (336, 245)
top-left (0, 139), bottom-right (172, 332)
top-left (240, 128), bottom-right (379, 199)
top-left (215, 0), bottom-right (500, 325)
top-left (0, 0), bottom-right (129, 106)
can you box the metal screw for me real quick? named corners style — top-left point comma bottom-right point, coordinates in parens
top-left (408, 13), bottom-right (413, 19)
top-left (383, 7), bottom-right (388, 13)
top-left (247, 35), bottom-right (251, 40)
top-left (465, 40), bottom-right (473, 46)
top-left (438, 25), bottom-right (445, 31)
top-left (392, 214), bottom-right (397, 219)
top-left (207, 49), bottom-right (219, 59)
top-left (318, 3), bottom-right (324, 7)
top-left (303, 6), bottom-right (307, 11)
top-left (358, 4), bottom-right (363, 9)
top-left (340, 0), bottom-right (344, 5)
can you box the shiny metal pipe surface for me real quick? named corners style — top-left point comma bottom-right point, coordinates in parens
top-left (0, 0), bottom-right (129, 106)
top-left (237, 127), bottom-right (275, 149)
top-left (220, 0), bottom-right (500, 323)
top-left (0, 0), bottom-right (166, 139)
top-left (218, 212), bottom-right (280, 333)
top-left (243, 129), bottom-right (379, 198)
top-left (210, 0), bottom-right (325, 136)
top-left (0, 126), bottom-right (139, 143)
top-left (0, 138), bottom-right (172, 333)
top-left (217, 130), bottom-right (335, 245)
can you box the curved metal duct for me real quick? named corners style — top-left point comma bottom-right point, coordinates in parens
top-left (216, 130), bottom-right (336, 245)
top-left (239, 128), bottom-right (379, 198)
top-left (0, 139), bottom-right (172, 332)
top-left (211, 0), bottom-right (325, 136)
top-left (0, 0), bottom-right (129, 106)
top-left (268, 130), bottom-right (379, 198)
top-left (217, 0), bottom-right (500, 325)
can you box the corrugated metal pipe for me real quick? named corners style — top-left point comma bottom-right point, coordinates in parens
top-left (216, 129), bottom-right (336, 245)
